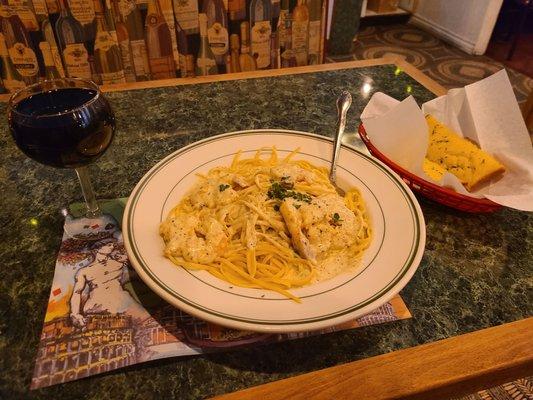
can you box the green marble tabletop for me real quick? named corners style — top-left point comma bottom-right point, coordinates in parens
top-left (1, 65), bottom-right (531, 399)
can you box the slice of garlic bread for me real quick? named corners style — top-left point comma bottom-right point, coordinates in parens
top-left (423, 158), bottom-right (446, 182)
top-left (425, 115), bottom-right (505, 191)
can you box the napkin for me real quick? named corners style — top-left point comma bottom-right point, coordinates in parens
top-left (360, 70), bottom-right (533, 212)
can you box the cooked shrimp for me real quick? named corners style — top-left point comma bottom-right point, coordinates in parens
top-left (279, 195), bottom-right (360, 262)
top-left (302, 195), bottom-right (360, 253)
top-left (189, 178), bottom-right (238, 209)
top-left (160, 214), bottom-right (228, 264)
top-left (271, 165), bottom-right (315, 185)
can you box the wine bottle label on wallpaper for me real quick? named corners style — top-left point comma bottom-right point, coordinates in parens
top-left (278, 9), bottom-right (287, 43)
top-left (45, 0), bottom-right (59, 14)
top-left (0, 6), bottom-right (10, 18)
top-left (0, 32), bottom-right (10, 55)
top-left (119, 0), bottom-right (136, 17)
top-left (101, 69), bottom-right (126, 84)
top-left (228, 0), bottom-right (245, 20)
top-left (119, 41), bottom-right (136, 80)
top-left (3, 76), bottom-right (25, 91)
top-left (207, 22), bottom-right (228, 56)
top-left (6, 2), bottom-right (39, 31)
top-left (308, 20), bottom-right (320, 55)
top-left (39, 41), bottom-right (61, 78)
top-left (146, 12), bottom-right (160, 26)
top-left (145, 6), bottom-right (176, 78)
top-left (149, 56), bottom-right (174, 78)
top-left (178, 53), bottom-right (187, 77)
top-left (67, 0), bottom-right (96, 25)
top-left (270, 31), bottom-right (278, 69)
top-left (197, 54), bottom-right (216, 70)
top-left (0, 34), bottom-right (25, 92)
top-left (158, 2), bottom-right (176, 31)
top-left (173, 0), bottom-right (199, 32)
top-left (280, 48), bottom-right (295, 67)
top-left (30, 0), bottom-right (48, 16)
top-left (94, 31), bottom-right (118, 52)
top-left (39, 41), bottom-right (54, 66)
top-left (145, 14), bottom-right (168, 59)
top-left (130, 39), bottom-right (148, 76)
top-left (39, 42), bottom-right (65, 77)
top-left (63, 43), bottom-right (91, 78)
top-left (271, 0), bottom-right (280, 16)
top-left (251, 20), bottom-right (271, 69)
top-left (159, 0), bottom-right (180, 70)
top-left (292, 19), bottom-right (308, 65)
top-left (8, 43), bottom-right (39, 77)
top-left (51, 45), bottom-right (65, 77)
top-left (227, 0), bottom-right (238, 12)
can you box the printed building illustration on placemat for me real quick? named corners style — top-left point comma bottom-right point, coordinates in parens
top-left (34, 314), bottom-right (136, 385)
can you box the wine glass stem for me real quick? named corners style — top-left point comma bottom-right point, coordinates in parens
top-left (75, 166), bottom-right (101, 217)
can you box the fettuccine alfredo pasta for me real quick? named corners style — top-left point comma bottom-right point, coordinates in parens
top-left (159, 148), bottom-right (372, 302)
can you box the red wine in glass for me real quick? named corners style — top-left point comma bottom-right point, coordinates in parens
top-left (7, 78), bottom-right (115, 217)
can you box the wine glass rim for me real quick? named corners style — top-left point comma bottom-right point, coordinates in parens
top-left (8, 78), bottom-right (102, 118)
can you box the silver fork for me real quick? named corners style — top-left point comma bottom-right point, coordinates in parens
top-left (329, 91), bottom-right (352, 197)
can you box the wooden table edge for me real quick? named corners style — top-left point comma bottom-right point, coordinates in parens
top-left (0, 57), bottom-right (447, 102)
top-left (212, 317), bottom-right (533, 400)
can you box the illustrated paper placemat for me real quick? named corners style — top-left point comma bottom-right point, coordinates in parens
top-left (31, 199), bottom-right (412, 390)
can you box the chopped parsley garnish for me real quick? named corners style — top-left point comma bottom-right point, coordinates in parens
top-left (273, 204), bottom-right (280, 211)
top-left (294, 204), bottom-right (301, 209)
top-left (292, 192), bottom-right (312, 202)
top-left (279, 176), bottom-right (294, 189)
top-left (219, 184), bottom-right (230, 192)
top-left (330, 212), bottom-right (343, 226)
top-left (281, 181), bottom-right (294, 189)
top-left (267, 181), bottom-right (312, 203)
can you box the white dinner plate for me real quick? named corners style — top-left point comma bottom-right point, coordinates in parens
top-left (123, 130), bottom-right (426, 333)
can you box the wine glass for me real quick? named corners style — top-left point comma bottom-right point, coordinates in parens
top-left (7, 78), bottom-right (115, 217)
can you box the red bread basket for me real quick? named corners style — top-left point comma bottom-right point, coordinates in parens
top-left (357, 124), bottom-right (502, 213)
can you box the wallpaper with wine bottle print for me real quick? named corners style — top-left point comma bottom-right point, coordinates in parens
top-left (0, 0), bottom-right (327, 93)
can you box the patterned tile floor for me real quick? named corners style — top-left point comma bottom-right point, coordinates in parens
top-left (451, 377), bottom-right (533, 400)
top-left (327, 23), bottom-right (533, 105)
top-left (328, 22), bottom-right (533, 400)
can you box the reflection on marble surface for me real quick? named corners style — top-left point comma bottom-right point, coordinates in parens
top-left (0, 65), bottom-right (531, 399)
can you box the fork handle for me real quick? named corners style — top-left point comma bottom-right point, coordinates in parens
top-left (330, 91), bottom-right (352, 183)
